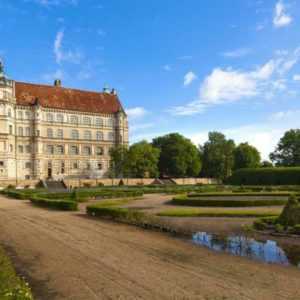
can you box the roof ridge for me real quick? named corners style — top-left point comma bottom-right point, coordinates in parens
top-left (15, 81), bottom-right (114, 96)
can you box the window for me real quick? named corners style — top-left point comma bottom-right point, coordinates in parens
top-left (96, 146), bottom-right (104, 156)
top-left (47, 145), bottom-right (54, 154)
top-left (56, 114), bottom-right (64, 123)
top-left (57, 129), bottom-right (63, 139)
top-left (83, 146), bottom-right (91, 156)
top-left (61, 162), bottom-right (65, 174)
top-left (70, 115), bottom-right (79, 124)
top-left (46, 113), bottom-right (54, 122)
top-left (107, 118), bottom-right (114, 127)
top-left (9, 145), bottom-right (13, 152)
top-left (25, 145), bottom-right (31, 153)
top-left (7, 109), bottom-right (11, 118)
top-left (71, 130), bottom-right (79, 140)
top-left (47, 128), bottom-right (53, 138)
top-left (86, 162), bottom-right (91, 170)
top-left (70, 145), bottom-right (79, 155)
top-left (97, 162), bottom-right (103, 170)
top-left (25, 111), bottom-right (31, 119)
top-left (56, 145), bottom-right (64, 154)
top-left (84, 130), bottom-right (91, 140)
top-left (9, 125), bottom-right (13, 135)
top-left (36, 130), bottom-right (40, 137)
top-left (25, 162), bottom-right (31, 169)
top-left (18, 127), bottom-right (23, 136)
top-left (18, 145), bottom-right (24, 153)
top-left (0, 161), bottom-right (4, 167)
top-left (96, 131), bottom-right (103, 141)
top-left (95, 117), bottom-right (103, 127)
top-left (108, 132), bottom-right (114, 141)
top-left (72, 162), bottom-right (78, 169)
top-left (83, 116), bottom-right (91, 126)
top-left (18, 111), bottom-right (23, 119)
top-left (25, 127), bottom-right (30, 136)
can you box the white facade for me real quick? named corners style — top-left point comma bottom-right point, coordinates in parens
top-left (0, 65), bottom-right (128, 181)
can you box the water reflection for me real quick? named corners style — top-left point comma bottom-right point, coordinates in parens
top-left (192, 232), bottom-right (300, 267)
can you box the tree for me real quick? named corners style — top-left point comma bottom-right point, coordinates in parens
top-left (200, 132), bottom-right (235, 180)
top-left (127, 141), bottom-right (160, 178)
top-left (270, 129), bottom-right (300, 166)
top-left (234, 142), bottom-right (261, 170)
top-left (152, 133), bottom-right (201, 177)
top-left (109, 145), bottom-right (129, 178)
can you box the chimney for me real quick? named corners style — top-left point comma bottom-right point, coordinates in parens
top-left (111, 88), bottom-right (117, 95)
top-left (54, 79), bottom-right (62, 87)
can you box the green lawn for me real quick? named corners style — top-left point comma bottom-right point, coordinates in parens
top-left (0, 246), bottom-right (33, 300)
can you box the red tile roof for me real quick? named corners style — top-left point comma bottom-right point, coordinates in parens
top-left (15, 81), bottom-right (124, 114)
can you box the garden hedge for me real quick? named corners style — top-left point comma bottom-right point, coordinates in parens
top-left (171, 196), bottom-right (287, 207)
top-left (29, 195), bottom-right (78, 211)
top-left (227, 167), bottom-right (300, 185)
top-left (188, 192), bottom-right (292, 197)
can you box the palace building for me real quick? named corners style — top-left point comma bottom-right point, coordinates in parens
top-left (0, 63), bottom-right (128, 181)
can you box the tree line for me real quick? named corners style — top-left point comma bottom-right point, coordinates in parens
top-left (109, 129), bottom-right (300, 179)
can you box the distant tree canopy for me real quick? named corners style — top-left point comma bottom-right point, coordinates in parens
top-left (109, 145), bottom-right (129, 178)
top-left (233, 142), bottom-right (261, 170)
top-left (152, 133), bottom-right (201, 178)
top-left (127, 141), bottom-right (160, 178)
top-left (200, 132), bottom-right (235, 180)
top-left (270, 129), bottom-right (300, 166)
top-left (261, 160), bottom-right (273, 168)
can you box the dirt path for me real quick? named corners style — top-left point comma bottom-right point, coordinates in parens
top-left (0, 196), bottom-right (300, 300)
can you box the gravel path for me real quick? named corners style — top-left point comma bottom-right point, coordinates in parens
top-left (0, 196), bottom-right (299, 300)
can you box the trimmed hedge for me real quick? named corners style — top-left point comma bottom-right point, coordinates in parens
top-left (188, 192), bottom-right (292, 197)
top-left (171, 196), bottom-right (287, 207)
top-left (29, 195), bottom-right (78, 211)
top-left (227, 167), bottom-right (300, 185)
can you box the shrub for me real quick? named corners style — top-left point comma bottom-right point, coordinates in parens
top-left (278, 194), bottom-right (300, 226)
top-left (171, 196), bottom-right (287, 207)
top-left (259, 216), bottom-right (278, 225)
top-left (30, 195), bottom-right (78, 211)
top-left (227, 167), bottom-right (300, 185)
top-left (275, 224), bottom-right (284, 233)
top-left (253, 219), bottom-right (267, 230)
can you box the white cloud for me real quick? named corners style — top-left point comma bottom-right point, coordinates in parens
top-left (269, 109), bottom-right (300, 121)
top-left (293, 74), bottom-right (300, 81)
top-left (54, 29), bottom-right (83, 64)
top-left (125, 107), bottom-right (148, 120)
top-left (183, 71), bottom-right (197, 86)
top-left (273, 1), bottom-right (292, 28)
top-left (222, 48), bottom-right (252, 58)
top-left (169, 46), bottom-right (300, 116)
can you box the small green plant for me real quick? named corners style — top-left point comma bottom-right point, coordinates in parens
top-left (253, 219), bottom-right (267, 230)
top-left (275, 224), bottom-right (284, 233)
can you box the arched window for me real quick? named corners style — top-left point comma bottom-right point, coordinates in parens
top-left (57, 129), bottom-right (63, 138)
top-left (47, 145), bottom-right (54, 154)
top-left (83, 116), bottom-right (91, 126)
top-left (47, 128), bottom-right (53, 138)
top-left (9, 125), bottom-right (13, 135)
top-left (56, 114), bottom-right (64, 123)
top-left (46, 113), bottom-right (54, 122)
top-left (71, 130), bottom-right (79, 140)
top-left (95, 117), bottom-right (103, 127)
top-left (70, 115), bottom-right (79, 124)
top-left (83, 146), bottom-right (92, 156)
top-left (96, 131), bottom-right (103, 141)
top-left (18, 127), bottom-right (23, 136)
top-left (70, 145), bottom-right (79, 155)
top-left (56, 145), bottom-right (64, 154)
top-left (84, 130), bottom-right (91, 140)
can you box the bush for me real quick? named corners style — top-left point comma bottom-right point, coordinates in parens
top-left (293, 224), bottom-right (300, 234)
top-left (253, 219), bottom-right (267, 230)
top-left (188, 192), bottom-right (291, 197)
top-left (227, 167), bottom-right (300, 185)
top-left (171, 196), bottom-right (287, 207)
top-left (30, 195), bottom-right (78, 211)
top-left (278, 195), bottom-right (300, 226)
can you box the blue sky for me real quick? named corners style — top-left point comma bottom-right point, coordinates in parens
top-left (1, 0), bottom-right (300, 159)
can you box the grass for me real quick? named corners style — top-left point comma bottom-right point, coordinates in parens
top-left (157, 208), bottom-right (282, 218)
top-left (0, 246), bottom-right (33, 300)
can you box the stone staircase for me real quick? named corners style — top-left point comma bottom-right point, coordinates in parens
top-left (43, 180), bottom-right (67, 191)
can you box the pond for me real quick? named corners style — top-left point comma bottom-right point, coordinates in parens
top-left (192, 232), bottom-right (300, 268)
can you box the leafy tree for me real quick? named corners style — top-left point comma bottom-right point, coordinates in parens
top-left (127, 141), bottom-right (160, 178)
top-left (152, 133), bottom-right (201, 177)
top-left (200, 132), bottom-right (235, 180)
top-left (109, 145), bottom-right (129, 178)
top-left (234, 142), bottom-right (261, 170)
top-left (270, 129), bottom-right (300, 166)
